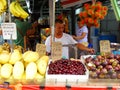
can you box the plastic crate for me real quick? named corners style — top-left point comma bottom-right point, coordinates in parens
top-left (98, 35), bottom-right (117, 43)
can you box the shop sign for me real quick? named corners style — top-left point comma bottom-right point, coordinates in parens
top-left (52, 42), bottom-right (62, 62)
top-left (100, 40), bottom-right (111, 54)
top-left (1, 23), bottom-right (17, 40)
top-left (36, 43), bottom-right (46, 58)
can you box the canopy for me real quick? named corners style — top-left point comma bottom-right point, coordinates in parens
top-left (61, 0), bottom-right (92, 8)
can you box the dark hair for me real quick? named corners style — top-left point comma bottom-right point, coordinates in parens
top-left (55, 19), bottom-right (64, 24)
top-left (77, 17), bottom-right (81, 21)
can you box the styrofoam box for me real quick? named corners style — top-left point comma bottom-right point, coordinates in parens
top-left (45, 60), bottom-right (89, 83)
top-left (80, 55), bottom-right (96, 64)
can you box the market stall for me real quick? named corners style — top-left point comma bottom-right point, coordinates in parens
top-left (0, 0), bottom-right (120, 90)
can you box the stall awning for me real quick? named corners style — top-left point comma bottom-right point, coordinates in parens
top-left (61, 0), bottom-right (92, 8)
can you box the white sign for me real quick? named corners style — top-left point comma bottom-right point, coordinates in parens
top-left (52, 42), bottom-right (62, 62)
top-left (1, 23), bottom-right (17, 40)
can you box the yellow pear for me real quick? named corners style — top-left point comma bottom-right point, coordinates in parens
top-left (0, 51), bottom-right (10, 64)
top-left (39, 55), bottom-right (49, 63)
top-left (26, 62), bottom-right (37, 80)
top-left (23, 51), bottom-right (39, 62)
top-left (13, 61), bottom-right (24, 80)
top-left (37, 60), bottom-right (47, 75)
top-left (1, 63), bottom-right (13, 78)
top-left (9, 49), bottom-right (22, 64)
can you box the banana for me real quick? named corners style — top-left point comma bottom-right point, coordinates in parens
top-left (1, 0), bottom-right (7, 10)
top-left (15, 2), bottom-right (29, 19)
top-left (9, 1), bottom-right (21, 17)
top-left (0, 1), bottom-right (4, 13)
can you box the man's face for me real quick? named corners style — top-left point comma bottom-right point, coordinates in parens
top-left (55, 23), bottom-right (64, 34)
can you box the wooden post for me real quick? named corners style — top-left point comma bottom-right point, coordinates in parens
top-left (24, 36), bottom-right (27, 52)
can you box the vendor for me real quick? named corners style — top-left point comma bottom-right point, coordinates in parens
top-left (14, 17), bottom-right (38, 50)
top-left (14, 17), bottom-right (32, 48)
top-left (45, 19), bottom-right (94, 59)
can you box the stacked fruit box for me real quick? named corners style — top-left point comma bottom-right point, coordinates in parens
top-left (46, 59), bottom-right (89, 83)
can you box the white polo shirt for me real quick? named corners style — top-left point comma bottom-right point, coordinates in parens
top-left (45, 33), bottom-right (77, 59)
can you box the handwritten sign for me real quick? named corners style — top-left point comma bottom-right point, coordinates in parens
top-left (100, 40), bottom-right (111, 54)
top-left (52, 42), bottom-right (62, 62)
top-left (1, 23), bottom-right (17, 40)
top-left (36, 43), bottom-right (46, 58)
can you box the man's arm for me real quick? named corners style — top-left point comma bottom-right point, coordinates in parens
top-left (76, 43), bottom-right (94, 54)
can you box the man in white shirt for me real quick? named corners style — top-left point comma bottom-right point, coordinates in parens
top-left (45, 19), bottom-right (94, 59)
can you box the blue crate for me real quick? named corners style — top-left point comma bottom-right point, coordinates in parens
top-left (98, 35), bottom-right (117, 43)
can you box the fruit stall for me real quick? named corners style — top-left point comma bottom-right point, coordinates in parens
top-left (0, 41), bottom-right (120, 90)
top-left (1, 0), bottom-right (120, 90)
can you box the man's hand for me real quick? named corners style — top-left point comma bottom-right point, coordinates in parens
top-left (87, 48), bottom-right (95, 54)
top-left (72, 35), bottom-right (76, 39)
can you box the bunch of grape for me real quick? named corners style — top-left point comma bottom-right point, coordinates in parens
top-left (48, 59), bottom-right (86, 75)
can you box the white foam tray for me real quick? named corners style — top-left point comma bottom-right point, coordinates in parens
top-left (80, 55), bottom-right (96, 64)
top-left (46, 60), bottom-right (89, 83)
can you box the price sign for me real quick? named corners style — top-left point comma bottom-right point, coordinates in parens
top-left (52, 42), bottom-right (62, 62)
top-left (36, 43), bottom-right (46, 58)
top-left (1, 23), bottom-right (17, 40)
top-left (100, 40), bottom-right (111, 54)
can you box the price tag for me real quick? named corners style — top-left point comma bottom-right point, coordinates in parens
top-left (52, 42), bottom-right (62, 62)
top-left (1, 23), bottom-right (17, 40)
top-left (100, 40), bottom-right (111, 54)
top-left (36, 43), bottom-right (46, 58)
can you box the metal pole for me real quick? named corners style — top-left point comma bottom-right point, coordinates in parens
top-left (8, 0), bottom-right (13, 53)
top-left (49, 0), bottom-right (55, 38)
top-left (49, 0), bottom-right (55, 60)
top-left (8, 0), bottom-right (11, 22)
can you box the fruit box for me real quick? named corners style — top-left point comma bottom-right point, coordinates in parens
top-left (45, 60), bottom-right (89, 83)
top-left (80, 55), bottom-right (96, 64)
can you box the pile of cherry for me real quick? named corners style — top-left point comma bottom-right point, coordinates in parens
top-left (48, 59), bottom-right (86, 75)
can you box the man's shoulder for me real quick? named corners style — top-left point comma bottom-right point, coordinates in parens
top-left (63, 33), bottom-right (70, 36)
top-left (45, 35), bottom-right (51, 41)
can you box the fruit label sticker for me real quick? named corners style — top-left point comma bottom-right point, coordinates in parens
top-left (100, 40), bottom-right (111, 53)
top-left (52, 42), bottom-right (62, 62)
top-left (1, 23), bottom-right (17, 40)
top-left (36, 43), bottom-right (46, 58)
